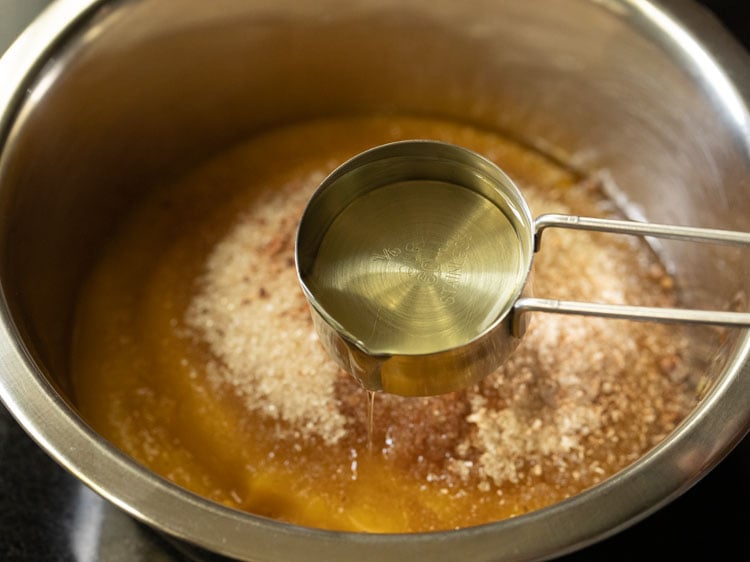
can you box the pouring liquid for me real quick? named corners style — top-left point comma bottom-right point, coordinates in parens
top-left (366, 389), bottom-right (376, 451)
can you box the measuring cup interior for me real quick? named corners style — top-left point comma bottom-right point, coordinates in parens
top-left (297, 141), bottom-right (535, 358)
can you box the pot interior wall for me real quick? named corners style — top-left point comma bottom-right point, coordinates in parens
top-left (0, 0), bottom-right (748, 398)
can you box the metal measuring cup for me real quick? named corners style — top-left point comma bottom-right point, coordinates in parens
top-left (295, 141), bottom-right (750, 396)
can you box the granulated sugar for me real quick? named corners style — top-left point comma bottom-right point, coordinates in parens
top-left (185, 170), bottom-right (349, 445)
top-left (184, 138), bottom-right (692, 492)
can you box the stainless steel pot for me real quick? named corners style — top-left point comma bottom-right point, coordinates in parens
top-left (0, 1), bottom-right (748, 561)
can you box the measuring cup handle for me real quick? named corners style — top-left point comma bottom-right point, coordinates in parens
top-left (517, 214), bottom-right (750, 337)
top-left (511, 298), bottom-right (750, 338)
top-left (533, 214), bottom-right (750, 252)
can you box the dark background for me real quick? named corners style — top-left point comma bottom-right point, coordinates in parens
top-left (705, 1), bottom-right (750, 43)
top-left (1, 1), bottom-right (749, 560)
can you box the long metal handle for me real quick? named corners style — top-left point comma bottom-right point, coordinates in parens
top-left (513, 298), bottom-right (750, 337)
top-left (534, 214), bottom-right (750, 251)
top-left (511, 214), bottom-right (750, 337)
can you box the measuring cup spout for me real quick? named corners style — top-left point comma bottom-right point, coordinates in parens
top-left (308, 306), bottom-right (387, 390)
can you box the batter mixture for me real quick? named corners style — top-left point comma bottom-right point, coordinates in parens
top-left (71, 115), bottom-right (694, 532)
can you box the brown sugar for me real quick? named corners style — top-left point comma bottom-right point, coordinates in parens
top-left (71, 115), bottom-right (696, 532)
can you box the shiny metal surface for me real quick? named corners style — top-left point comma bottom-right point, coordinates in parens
top-left (535, 213), bottom-right (750, 248)
top-left (296, 141), bottom-right (534, 395)
top-left (298, 141), bottom-right (750, 395)
top-left (0, 1), bottom-right (748, 561)
top-left (520, 213), bottom-right (750, 331)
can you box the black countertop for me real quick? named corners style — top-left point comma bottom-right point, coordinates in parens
top-left (1, 1), bottom-right (749, 560)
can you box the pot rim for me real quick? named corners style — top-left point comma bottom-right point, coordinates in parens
top-left (0, 1), bottom-right (748, 561)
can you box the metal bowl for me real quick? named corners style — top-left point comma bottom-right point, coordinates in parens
top-left (0, 1), bottom-right (748, 560)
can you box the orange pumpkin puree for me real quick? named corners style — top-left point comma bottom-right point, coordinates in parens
top-left (71, 115), bottom-right (693, 532)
